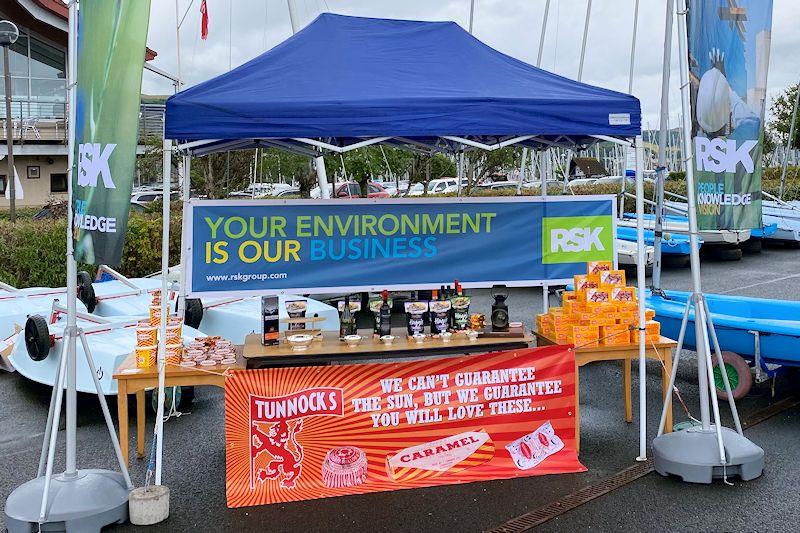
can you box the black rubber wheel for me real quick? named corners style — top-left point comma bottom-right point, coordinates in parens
top-left (713, 351), bottom-right (753, 401)
top-left (77, 271), bottom-right (96, 313)
top-left (184, 298), bottom-right (203, 329)
top-left (703, 246), bottom-right (743, 262)
top-left (25, 315), bottom-right (51, 361)
top-left (741, 239), bottom-right (762, 254)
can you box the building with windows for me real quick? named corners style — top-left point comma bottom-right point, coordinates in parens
top-left (1, 0), bottom-right (161, 208)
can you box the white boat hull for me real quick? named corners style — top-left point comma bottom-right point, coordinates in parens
top-left (7, 315), bottom-right (205, 395)
top-left (91, 278), bottom-right (340, 344)
top-left (617, 240), bottom-right (654, 266)
top-left (198, 295), bottom-right (339, 344)
top-left (618, 218), bottom-right (750, 244)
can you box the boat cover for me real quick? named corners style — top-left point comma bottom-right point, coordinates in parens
top-left (165, 13), bottom-right (641, 145)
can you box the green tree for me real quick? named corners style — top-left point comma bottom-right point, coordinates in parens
top-left (463, 146), bottom-right (519, 193)
top-left (767, 83), bottom-right (800, 156)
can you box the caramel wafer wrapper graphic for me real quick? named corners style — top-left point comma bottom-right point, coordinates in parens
top-left (385, 430), bottom-right (494, 483)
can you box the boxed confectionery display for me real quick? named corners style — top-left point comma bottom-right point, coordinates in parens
top-left (536, 262), bottom-right (659, 348)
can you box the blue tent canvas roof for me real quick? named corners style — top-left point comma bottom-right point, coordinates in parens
top-left (165, 13), bottom-right (641, 147)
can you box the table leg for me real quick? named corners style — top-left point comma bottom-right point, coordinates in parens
top-left (623, 359), bottom-right (632, 423)
top-left (118, 380), bottom-right (129, 465)
top-left (574, 358), bottom-right (580, 454)
top-left (661, 348), bottom-right (673, 433)
top-left (136, 390), bottom-right (146, 459)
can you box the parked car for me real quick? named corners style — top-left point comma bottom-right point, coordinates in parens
top-left (427, 178), bottom-right (459, 195)
top-left (311, 181), bottom-right (391, 199)
top-left (406, 183), bottom-right (425, 196)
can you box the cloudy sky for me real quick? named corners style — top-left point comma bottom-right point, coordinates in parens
top-left (142, 0), bottom-right (800, 128)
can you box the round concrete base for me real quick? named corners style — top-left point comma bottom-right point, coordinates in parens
top-left (4, 469), bottom-right (130, 533)
top-left (653, 425), bottom-right (764, 484)
top-left (129, 485), bottom-right (170, 526)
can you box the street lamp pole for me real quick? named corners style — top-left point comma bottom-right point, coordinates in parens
top-left (1, 20), bottom-right (19, 222)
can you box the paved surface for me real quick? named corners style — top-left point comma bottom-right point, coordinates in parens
top-left (2, 243), bottom-right (799, 532)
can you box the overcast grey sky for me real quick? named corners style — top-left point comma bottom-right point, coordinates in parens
top-left (142, 0), bottom-right (800, 128)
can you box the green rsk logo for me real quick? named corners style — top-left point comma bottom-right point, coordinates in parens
top-left (542, 215), bottom-right (614, 264)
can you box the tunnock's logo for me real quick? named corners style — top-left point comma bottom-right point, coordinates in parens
top-left (77, 143), bottom-right (117, 188)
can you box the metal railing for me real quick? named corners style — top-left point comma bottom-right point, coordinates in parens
top-left (1, 102), bottom-right (165, 144)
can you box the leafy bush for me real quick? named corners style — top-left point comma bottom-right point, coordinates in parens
top-left (0, 203), bottom-right (183, 288)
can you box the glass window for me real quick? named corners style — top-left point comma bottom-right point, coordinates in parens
top-left (29, 35), bottom-right (66, 79)
top-left (347, 183), bottom-right (361, 196)
top-left (8, 35), bottom-right (29, 77)
top-left (50, 173), bottom-right (67, 193)
top-left (0, 175), bottom-right (6, 194)
top-left (30, 79), bottom-right (66, 102)
top-left (0, 77), bottom-right (30, 100)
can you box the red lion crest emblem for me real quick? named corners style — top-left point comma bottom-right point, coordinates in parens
top-left (251, 419), bottom-right (304, 489)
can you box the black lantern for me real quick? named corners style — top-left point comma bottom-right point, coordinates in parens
top-left (490, 285), bottom-right (509, 332)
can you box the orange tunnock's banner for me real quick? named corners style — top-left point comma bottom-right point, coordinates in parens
top-left (224, 345), bottom-right (585, 507)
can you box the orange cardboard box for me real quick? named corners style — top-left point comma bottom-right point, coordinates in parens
top-left (585, 288), bottom-right (610, 305)
top-left (599, 269), bottom-right (626, 286)
top-left (600, 324), bottom-right (630, 345)
top-left (564, 299), bottom-right (586, 314)
top-left (562, 291), bottom-right (577, 302)
top-left (611, 287), bottom-right (637, 303)
top-left (587, 261), bottom-right (613, 275)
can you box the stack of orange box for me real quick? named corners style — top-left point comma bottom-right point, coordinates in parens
top-left (601, 324), bottom-right (630, 345)
top-left (569, 325), bottom-right (599, 347)
top-left (631, 320), bottom-right (661, 343)
top-left (534, 261), bottom-right (662, 347)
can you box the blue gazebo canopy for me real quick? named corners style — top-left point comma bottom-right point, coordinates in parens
top-left (165, 13), bottom-right (641, 153)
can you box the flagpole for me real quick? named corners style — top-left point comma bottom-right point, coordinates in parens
top-left (577, 0), bottom-right (592, 81)
top-left (537, 0), bottom-right (551, 313)
top-left (652, 0), bottom-right (674, 291)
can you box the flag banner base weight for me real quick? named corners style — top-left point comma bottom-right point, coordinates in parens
top-left (4, 469), bottom-right (129, 533)
top-left (653, 425), bottom-right (764, 484)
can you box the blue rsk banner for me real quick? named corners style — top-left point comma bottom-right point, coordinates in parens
top-left (184, 197), bottom-right (616, 297)
top-left (688, 0), bottom-right (773, 230)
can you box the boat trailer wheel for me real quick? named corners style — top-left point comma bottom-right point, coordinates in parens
top-left (77, 270), bottom-right (96, 313)
top-left (184, 298), bottom-right (203, 329)
top-left (25, 315), bottom-right (53, 361)
top-left (712, 351), bottom-right (753, 400)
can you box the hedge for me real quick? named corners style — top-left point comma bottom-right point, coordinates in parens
top-left (0, 203), bottom-right (183, 288)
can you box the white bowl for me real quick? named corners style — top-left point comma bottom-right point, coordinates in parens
top-left (440, 332), bottom-right (453, 343)
top-left (287, 334), bottom-right (314, 351)
top-left (466, 330), bottom-right (479, 342)
top-left (380, 335), bottom-right (396, 345)
top-left (412, 333), bottom-right (426, 344)
top-left (344, 334), bottom-right (362, 347)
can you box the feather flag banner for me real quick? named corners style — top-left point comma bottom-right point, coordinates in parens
top-left (200, 0), bottom-right (209, 40)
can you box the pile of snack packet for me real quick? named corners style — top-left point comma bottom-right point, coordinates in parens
top-left (536, 261), bottom-right (660, 348)
top-left (134, 290), bottom-right (185, 368)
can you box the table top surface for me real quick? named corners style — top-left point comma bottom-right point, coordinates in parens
top-left (534, 331), bottom-right (677, 352)
top-left (113, 352), bottom-right (246, 380)
top-left (243, 329), bottom-right (533, 360)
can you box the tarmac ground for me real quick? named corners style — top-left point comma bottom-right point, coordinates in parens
top-left (2, 242), bottom-right (799, 532)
